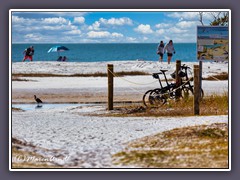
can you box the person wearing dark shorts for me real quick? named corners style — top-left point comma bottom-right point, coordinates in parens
top-left (22, 46), bottom-right (34, 62)
top-left (157, 40), bottom-right (165, 62)
top-left (164, 40), bottom-right (176, 64)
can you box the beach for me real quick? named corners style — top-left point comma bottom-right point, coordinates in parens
top-left (11, 60), bottom-right (229, 168)
top-left (12, 60), bottom-right (228, 103)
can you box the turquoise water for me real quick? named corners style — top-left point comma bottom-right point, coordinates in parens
top-left (12, 43), bottom-right (198, 63)
top-left (12, 103), bottom-right (92, 111)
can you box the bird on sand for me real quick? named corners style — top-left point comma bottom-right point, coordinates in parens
top-left (34, 95), bottom-right (43, 105)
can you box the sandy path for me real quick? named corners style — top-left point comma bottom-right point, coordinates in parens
top-left (12, 105), bottom-right (228, 168)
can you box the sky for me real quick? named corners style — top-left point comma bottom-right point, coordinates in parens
top-left (11, 10), bottom-right (226, 43)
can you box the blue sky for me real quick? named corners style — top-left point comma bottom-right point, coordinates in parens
top-left (11, 10), bottom-right (224, 43)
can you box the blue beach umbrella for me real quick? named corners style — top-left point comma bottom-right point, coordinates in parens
top-left (47, 45), bottom-right (69, 56)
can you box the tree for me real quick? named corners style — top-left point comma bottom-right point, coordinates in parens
top-left (210, 12), bottom-right (228, 26)
top-left (198, 12), bottom-right (229, 26)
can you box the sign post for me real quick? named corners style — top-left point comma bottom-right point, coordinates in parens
top-left (107, 64), bottom-right (114, 110)
top-left (193, 65), bottom-right (200, 115)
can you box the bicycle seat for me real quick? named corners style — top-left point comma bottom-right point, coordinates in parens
top-left (159, 69), bottom-right (168, 73)
top-left (152, 73), bottom-right (160, 79)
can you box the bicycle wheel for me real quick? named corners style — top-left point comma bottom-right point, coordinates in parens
top-left (142, 89), bottom-right (155, 108)
top-left (143, 89), bottom-right (166, 108)
top-left (181, 86), bottom-right (204, 99)
top-left (149, 88), bottom-right (167, 107)
top-left (168, 84), bottom-right (177, 99)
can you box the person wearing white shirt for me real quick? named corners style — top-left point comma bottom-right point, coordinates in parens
top-left (164, 40), bottom-right (176, 64)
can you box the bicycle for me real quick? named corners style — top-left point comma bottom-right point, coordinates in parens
top-left (143, 69), bottom-right (177, 107)
top-left (143, 64), bottom-right (204, 108)
top-left (170, 64), bottom-right (204, 100)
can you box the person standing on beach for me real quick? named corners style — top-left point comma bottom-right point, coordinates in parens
top-left (164, 40), bottom-right (176, 64)
top-left (22, 46), bottom-right (34, 62)
top-left (62, 56), bottom-right (68, 61)
top-left (57, 56), bottom-right (62, 61)
top-left (157, 41), bottom-right (165, 62)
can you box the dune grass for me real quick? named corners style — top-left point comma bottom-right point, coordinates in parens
top-left (12, 76), bottom-right (31, 81)
top-left (101, 93), bottom-right (228, 117)
top-left (12, 71), bottom-right (149, 77)
top-left (112, 123), bottom-right (228, 168)
top-left (203, 72), bottom-right (228, 80)
top-left (12, 107), bottom-right (24, 112)
top-left (11, 138), bottom-right (64, 169)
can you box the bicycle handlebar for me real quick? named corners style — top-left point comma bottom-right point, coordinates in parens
top-left (181, 64), bottom-right (191, 70)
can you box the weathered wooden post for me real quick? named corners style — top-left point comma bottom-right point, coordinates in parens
top-left (107, 64), bottom-right (114, 110)
top-left (194, 65), bottom-right (200, 115)
top-left (175, 60), bottom-right (181, 100)
top-left (199, 60), bottom-right (203, 94)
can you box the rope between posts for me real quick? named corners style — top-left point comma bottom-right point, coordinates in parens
top-left (190, 66), bottom-right (224, 81)
top-left (107, 68), bottom-right (159, 85)
top-left (107, 68), bottom-right (194, 97)
top-left (150, 78), bottom-right (193, 97)
top-left (207, 75), bottom-right (222, 81)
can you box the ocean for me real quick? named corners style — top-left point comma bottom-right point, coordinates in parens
top-left (11, 43), bottom-right (198, 63)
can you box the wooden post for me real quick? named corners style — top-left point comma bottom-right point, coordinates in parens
top-left (194, 65), bottom-right (200, 115)
top-left (199, 60), bottom-right (202, 93)
top-left (107, 64), bottom-right (114, 110)
top-left (175, 60), bottom-right (181, 100)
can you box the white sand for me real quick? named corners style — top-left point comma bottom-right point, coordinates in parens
top-left (11, 60), bottom-right (229, 168)
top-left (12, 76), bottom-right (228, 97)
top-left (12, 60), bottom-right (228, 78)
top-left (12, 60), bottom-right (228, 103)
top-left (12, 105), bottom-right (228, 168)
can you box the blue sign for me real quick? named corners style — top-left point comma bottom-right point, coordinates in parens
top-left (197, 26), bottom-right (229, 61)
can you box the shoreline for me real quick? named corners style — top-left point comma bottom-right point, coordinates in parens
top-left (12, 60), bottom-right (228, 77)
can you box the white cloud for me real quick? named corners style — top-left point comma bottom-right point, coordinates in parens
top-left (64, 29), bottom-right (81, 35)
top-left (168, 27), bottom-right (188, 34)
top-left (156, 29), bottom-right (165, 35)
top-left (166, 12), bottom-right (220, 24)
top-left (88, 21), bottom-right (101, 31)
top-left (87, 31), bottom-right (110, 38)
top-left (87, 31), bottom-right (123, 38)
top-left (126, 37), bottom-right (137, 42)
top-left (155, 23), bottom-right (171, 28)
top-left (134, 24), bottom-right (153, 34)
top-left (13, 15), bottom-right (79, 32)
top-left (12, 16), bottom-right (26, 23)
top-left (88, 17), bottom-right (133, 31)
top-left (13, 12), bottom-right (88, 17)
top-left (87, 31), bottom-right (124, 39)
top-left (176, 21), bottom-right (199, 28)
top-left (112, 32), bottom-right (124, 38)
top-left (12, 12), bottom-right (204, 43)
top-left (12, 15), bottom-right (83, 43)
top-left (24, 33), bottom-right (43, 41)
top-left (99, 17), bottom-right (133, 26)
top-left (167, 12), bottom-right (199, 20)
top-left (73, 17), bottom-right (85, 24)
top-left (42, 17), bottom-right (68, 24)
